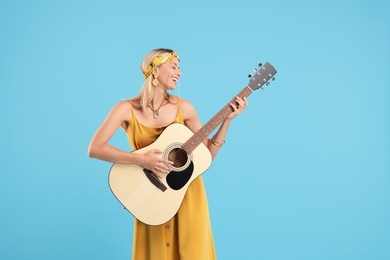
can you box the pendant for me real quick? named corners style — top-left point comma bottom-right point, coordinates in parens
top-left (149, 102), bottom-right (162, 119)
top-left (153, 111), bottom-right (159, 118)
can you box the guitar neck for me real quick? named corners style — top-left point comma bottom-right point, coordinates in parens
top-left (182, 86), bottom-right (253, 154)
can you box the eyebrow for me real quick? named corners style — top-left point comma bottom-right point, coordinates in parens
top-left (172, 62), bottom-right (180, 68)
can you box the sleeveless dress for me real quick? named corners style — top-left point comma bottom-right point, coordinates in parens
top-left (126, 101), bottom-right (217, 260)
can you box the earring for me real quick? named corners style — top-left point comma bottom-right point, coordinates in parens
top-left (152, 75), bottom-right (159, 86)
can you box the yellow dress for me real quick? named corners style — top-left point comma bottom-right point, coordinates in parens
top-left (126, 101), bottom-right (216, 260)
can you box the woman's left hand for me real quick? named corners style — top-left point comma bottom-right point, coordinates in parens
top-left (227, 96), bottom-right (248, 119)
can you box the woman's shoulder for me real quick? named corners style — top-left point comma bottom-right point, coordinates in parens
top-left (170, 96), bottom-right (191, 110)
top-left (108, 99), bottom-right (133, 120)
top-left (175, 97), bottom-right (197, 119)
top-left (115, 99), bottom-right (133, 110)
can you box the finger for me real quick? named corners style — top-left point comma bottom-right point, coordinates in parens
top-left (235, 96), bottom-right (247, 109)
top-left (159, 162), bottom-right (173, 172)
top-left (158, 159), bottom-right (174, 167)
top-left (235, 96), bottom-right (244, 104)
top-left (237, 96), bottom-right (246, 106)
top-left (244, 97), bottom-right (248, 106)
top-left (165, 162), bottom-right (174, 170)
top-left (229, 102), bottom-right (238, 111)
top-left (238, 99), bottom-right (248, 111)
top-left (161, 159), bottom-right (174, 164)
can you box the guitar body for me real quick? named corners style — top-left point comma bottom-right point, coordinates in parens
top-left (109, 123), bottom-right (213, 226)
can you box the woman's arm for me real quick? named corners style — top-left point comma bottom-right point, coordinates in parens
top-left (88, 100), bottom-right (138, 163)
top-left (88, 100), bottom-right (172, 174)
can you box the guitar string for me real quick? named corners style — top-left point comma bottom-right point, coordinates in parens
top-left (168, 148), bottom-right (188, 168)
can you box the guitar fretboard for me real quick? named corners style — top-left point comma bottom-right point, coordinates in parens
top-left (181, 86), bottom-right (253, 154)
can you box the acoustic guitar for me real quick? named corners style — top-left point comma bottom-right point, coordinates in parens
top-left (109, 62), bottom-right (277, 225)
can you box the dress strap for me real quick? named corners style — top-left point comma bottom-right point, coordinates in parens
top-left (175, 97), bottom-right (184, 123)
top-left (127, 100), bottom-right (137, 126)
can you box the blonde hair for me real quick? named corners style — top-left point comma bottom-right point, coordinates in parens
top-left (131, 48), bottom-right (178, 110)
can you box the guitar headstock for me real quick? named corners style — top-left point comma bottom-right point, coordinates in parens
top-left (247, 62), bottom-right (277, 91)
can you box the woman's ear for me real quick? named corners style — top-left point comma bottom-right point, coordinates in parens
top-left (152, 68), bottom-right (159, 78)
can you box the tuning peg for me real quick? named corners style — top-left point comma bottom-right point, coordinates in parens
top-left (258, 63), bottom-right (263, 67)
top-left (272, 77), bottom-right (275, 81)
top-left (248, 74), bottom-right (252, 78)
top-left (266, 82), bottom-right (270, 86)
top-left (254, 68), bottom-right (258, 72)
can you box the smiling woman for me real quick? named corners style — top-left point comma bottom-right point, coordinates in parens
top-left (88, 48), bottom-right (248, 260)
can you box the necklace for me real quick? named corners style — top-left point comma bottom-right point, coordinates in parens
top-left (148, 100), bottom-right (165, 119)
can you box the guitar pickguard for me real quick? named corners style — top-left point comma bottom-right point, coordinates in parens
top-left (166, 161), bottom-right (194, 190)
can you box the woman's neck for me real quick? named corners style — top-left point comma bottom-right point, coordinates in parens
top-left (152, 88), bottom-right (167, 107)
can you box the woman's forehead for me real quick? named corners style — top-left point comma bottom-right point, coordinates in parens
top-left (171, 57), bottom-right (180, 65)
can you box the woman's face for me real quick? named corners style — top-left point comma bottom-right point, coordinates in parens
top-left (154, 57), bottom-right (181, 90)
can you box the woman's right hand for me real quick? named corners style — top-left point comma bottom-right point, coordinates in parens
top-left (140, 149), bottom-right (173, 178)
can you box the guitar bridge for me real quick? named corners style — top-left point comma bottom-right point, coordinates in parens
top-left (143, 169), bottom-right (167, 192)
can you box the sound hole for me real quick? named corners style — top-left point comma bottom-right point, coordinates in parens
top-left (168, 148), bottom-right (188, 168)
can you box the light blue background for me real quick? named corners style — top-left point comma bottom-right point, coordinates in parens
top-left (1, 0), bottom-right (389, 259)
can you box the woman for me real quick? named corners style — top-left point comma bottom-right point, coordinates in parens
top-left (88, 48), bottom-right (248, 259)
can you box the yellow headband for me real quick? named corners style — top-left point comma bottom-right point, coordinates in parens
top-left (144, 52), bottom-right (180, 79)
